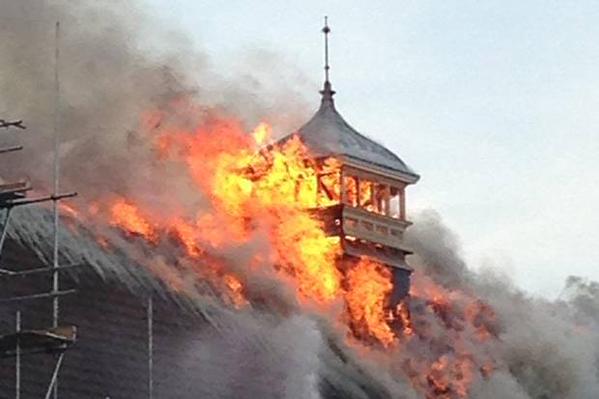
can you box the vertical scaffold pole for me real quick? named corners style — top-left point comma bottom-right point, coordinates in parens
top-left (147, 296), bottom-right (154, 399)
top-left (0, 209), bottom-right (12, 256)
top-left (15, 310), bottom-right (21, 399)
top-left (51, 20), bottom-right (61, 399)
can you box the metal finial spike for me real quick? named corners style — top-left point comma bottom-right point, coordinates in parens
top-left (319, 16), bottom-right (335, 105)
top-left (322, 16), bottom-right (330, 34)
top-left (322, 16), bottom-right (331, 83)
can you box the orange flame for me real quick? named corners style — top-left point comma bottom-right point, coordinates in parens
top-left (251, 122), bottom-right (271, 146)
top-left (110, 199), bottom-right (157, 243)
top-left (223, 274), bottom-right (248, 308)
top-left (395, 301), bottom-right (414, 336)
top-left (346, 257), bottom-right (396, 347)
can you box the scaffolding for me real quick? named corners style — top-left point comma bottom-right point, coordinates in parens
top-left (0, 21), bottom-right (78, 399)
top-left (0, 114), bottom-right (78, 399)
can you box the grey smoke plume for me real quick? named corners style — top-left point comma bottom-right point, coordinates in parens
top-left (181, 313), bottom-right (323, 399)
top-left (404, 210), bottom-right (599, 399)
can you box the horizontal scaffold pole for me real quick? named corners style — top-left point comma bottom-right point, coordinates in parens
top-left (5, 191), bottom-right (77, 208)
top-left (0, 145), bottom-right (23, 154)
top-left (0, 263), bottom-right (84, 279)
top-left (0, 289), bottom-right (77, 304)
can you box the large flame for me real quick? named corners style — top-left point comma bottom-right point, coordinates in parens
top-left (105, 116), bottom-right (345, 306)
top-left (346, 257), bottom-right (396, 347)
top-left (67, 107), bottom-right (500, 398)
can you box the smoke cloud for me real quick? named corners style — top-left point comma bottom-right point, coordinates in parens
top-left (404, 210), bottom-right (599, 399)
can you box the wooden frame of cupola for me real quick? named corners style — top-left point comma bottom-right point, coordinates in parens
top-left (311, 156), bottom-right (416, 254)
top-left (340, 160), bottom-right (415, 240)
top-left (341, 161), bottom-right (413, 222)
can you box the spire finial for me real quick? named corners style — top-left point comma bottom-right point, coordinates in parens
top-left (320, 16), bottom-right (335, 105)
top-left (323, 16), bottom-right (331, 83)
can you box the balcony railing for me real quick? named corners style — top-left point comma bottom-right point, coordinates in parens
top-left (312, 204), bottom-right (411, 251)
top-left (342, 205), bottom-right (411, 250)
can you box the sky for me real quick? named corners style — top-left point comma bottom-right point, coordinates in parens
top-left (143, 0), bottom-right (599, 298)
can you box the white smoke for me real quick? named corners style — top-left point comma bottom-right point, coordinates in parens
top-left (182, 313), bottom-right (323, 399)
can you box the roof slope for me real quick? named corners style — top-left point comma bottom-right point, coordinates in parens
top-left (280, 82), bottom-right (419, 181)
top-left (1, 206), bottom-right (396, 399)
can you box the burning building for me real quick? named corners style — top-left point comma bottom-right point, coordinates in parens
top-left (0, 18), bottom-right (420, 399)
top-left (4, 3), bottom-right (599, 398)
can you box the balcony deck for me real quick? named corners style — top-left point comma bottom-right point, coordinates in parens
top-left (311, 203), bottom-right (412, 253)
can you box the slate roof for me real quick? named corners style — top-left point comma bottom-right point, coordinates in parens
top-left (0, 206), bottom-right (394, 399)
top-left (279, 81), bottom-right (419, 182)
